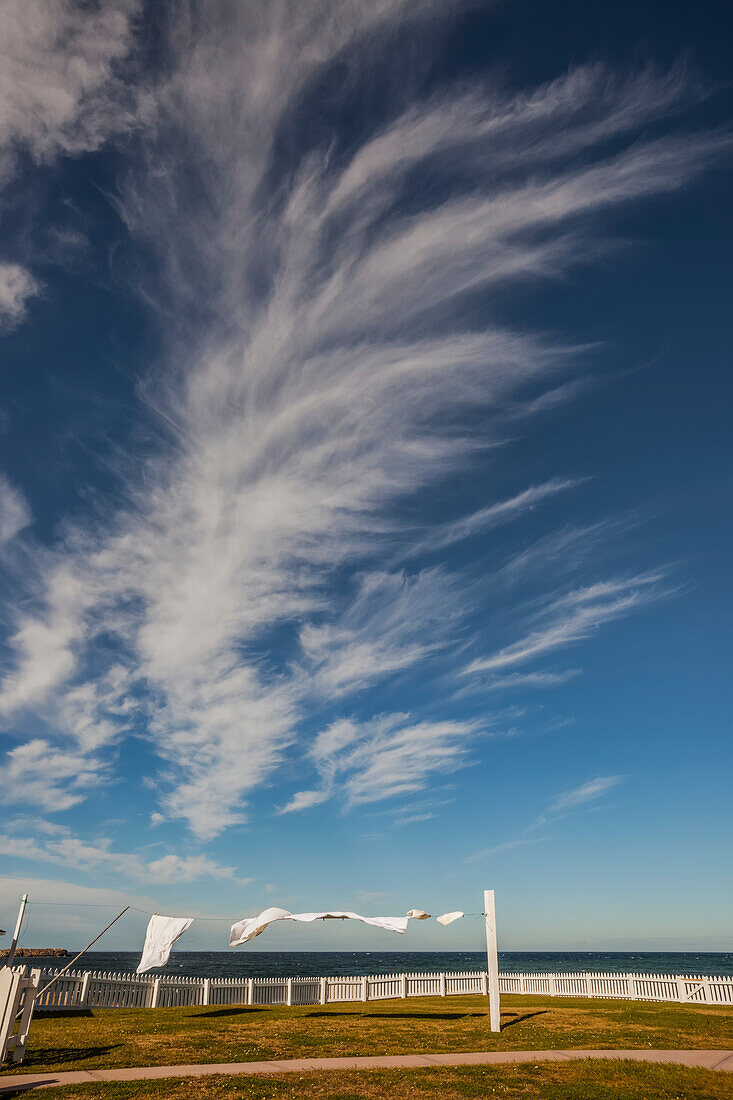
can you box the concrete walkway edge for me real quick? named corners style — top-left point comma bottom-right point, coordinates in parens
top-left (2, 1049), bottom-right (732, 1092)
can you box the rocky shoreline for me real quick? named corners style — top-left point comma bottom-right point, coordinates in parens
top-left (0, 947), bottom-right (68, 957)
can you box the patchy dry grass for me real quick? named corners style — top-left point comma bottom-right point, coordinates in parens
top-left (5, 1060), bottom-right (733, 1100)
top-left (4, 994), bottom-right (731, 1077)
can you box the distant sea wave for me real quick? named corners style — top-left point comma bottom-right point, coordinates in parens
top-left (65, 950), bottom-right (733, 979)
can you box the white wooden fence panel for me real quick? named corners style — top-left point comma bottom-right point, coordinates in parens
top-left (709, 980), bottom-right (733, 1004)
top-left (16, 965), bottom-right (732, 1011)
top-left (291, 978), bottom-right (320, 1006)
top-left (252, 979), bottom-right (287, 1006)
top-left (209, 979), bottom-right (249, 1005)
top-left (34, 973), bottom-right (84, 1010)
top-left (446, 973), bottom-right (484, 995)
top-left (325, 978), bottom-right (362, 1003)
top-left (368, 976), bottom-right (402, 1000)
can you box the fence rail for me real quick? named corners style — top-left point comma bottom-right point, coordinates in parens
top-left (10, 966), bottom-right (732, 1012)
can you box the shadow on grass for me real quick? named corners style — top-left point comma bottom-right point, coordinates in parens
top-left (500, 1011), bottom-right (548, 1031)
top-left (20, 1045), bottom-right (121, 1069)
top-left (303, 1011), bottom-right (489, 1021)
top-left (190, 1008), bottom-right (267, 1018)
top-left (33, 1010), bottom-right (94, 1020)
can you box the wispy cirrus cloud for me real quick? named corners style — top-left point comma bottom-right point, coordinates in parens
top-left (477, 669), bottom-right (581, 692)
top-left (549, 774), bottom-right (624, 815)
top-left (0, 0), bottom-right (139, 329)
top-left (0, 2), bottom-right (725, 846)
top-left (300, 568), bottom-right (461, 697)
top-left (0, 474), bottom-right (31, 542)
top-left (466, 773), bottom-right (624, 862)
top-left (0, 0), bottom-right (139, 172)
top-left (398, 478), bottom-right (584, 561)
top-left (463, 573), bottom-right (666, 675)
top-left (465, 837), bottom-right (545, 863)
top-left (279, 713), bottom-right (479, 814)
top-left (0, 739), bottom-right (105, 813)
top-left (0, 263), bottom-right (40, 329)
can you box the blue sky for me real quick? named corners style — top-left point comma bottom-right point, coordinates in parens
top-left (1, 0), bottom-right (732, 954)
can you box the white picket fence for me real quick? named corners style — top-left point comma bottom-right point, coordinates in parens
top-left (13, 966), bottom-right (733, 1012)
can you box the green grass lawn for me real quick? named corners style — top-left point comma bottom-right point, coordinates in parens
top-left (5, 1061), bottom-right (733, 1100)
top-left (4, 994), bottom-right (732, 1076)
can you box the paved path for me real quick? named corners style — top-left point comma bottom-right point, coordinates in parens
top-left (2, 1050), bottom-right (732, 1092)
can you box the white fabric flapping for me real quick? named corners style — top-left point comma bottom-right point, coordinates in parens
top-left (230, 907), bottom-right (408, 947)
top-left (407, 909), bottom-right (431, 919)
top-left (436, 911), bottom-right (464, 926)
top-left (137, 914), bottom-right (193, 973)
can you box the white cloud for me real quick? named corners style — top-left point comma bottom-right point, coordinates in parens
top-left (0, 0), bottom-right (139, 173)
top-left (399, 478), bottom-right (584, 560)
top-left (479, 669), bottom-right (581, 692)
top-left (549, 775), bottom-right (624, 814)
top-left (465, 775), bottom-right (624, 861)
top-left (465, 837), bottom-right (545, 863)
top-left (0, 568), bottom-right (94, 714)
top-left (0, 474), bottom-right (31, 541)
top-left (0, 0), bottom-right (139, 329)
top-left (493, 519), bottom-right (629, 586)
top-left (0, 264), bottom-right (40, 329)
top-left (0, 830), bottom-right (239, 885)
top-left (0, 5), bottom-right (723, 839)
top-left (463, 574), bottom-right (665, 675)
top-left (300, 569), bottom-right (460, 697)
top-left (277, 788), bottom-right (330, 815)
top-left (0, 739), bottom-right (104, 813)
top-left (394, 811), bottom-right (433, 826)
top-left (280, 712), bottom-right (479, 813)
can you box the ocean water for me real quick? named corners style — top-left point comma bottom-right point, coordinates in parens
top-left (63, 950), bottom-right (733, 979)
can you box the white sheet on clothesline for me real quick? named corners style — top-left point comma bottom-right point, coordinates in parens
top-left (436, 911), bottom-right (464, 926)
top-left (137, 914), bottom-right (193, 973)
top-left (229, 907), bottom-right (408, 947)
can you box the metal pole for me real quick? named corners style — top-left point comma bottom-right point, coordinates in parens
top-left (5, 894), bottom-right (28, 968)
top-left (484, 889), bottom-right (500, 1032)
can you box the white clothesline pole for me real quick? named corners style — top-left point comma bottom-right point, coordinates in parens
top-left (5, 894), bottom-right (28, 969)
top-left (484, 888), bottom-right (500, 1032)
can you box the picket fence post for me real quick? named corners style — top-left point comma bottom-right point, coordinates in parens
top-left (286, 979), bottom-right (292, 1007)
top-left (400, 974), bottom-right (407, 999)
top-left (150, 978), bottom-right (160, 1009)
top-left (319, 977), bottom-right (327, 1005)
top-left (78, 972), bottom-right (90, 1008)
top-left (440, 973), bottom-right (446, 997)
top-left (202, 979), bottom-right (210, 1006)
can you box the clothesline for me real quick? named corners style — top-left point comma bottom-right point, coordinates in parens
top-left (24, 900), bottom-right (486, 920)
top-left (137, 906), bottom-right (473, 971)
top-left (12, 897), bottom-right (485, 976)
